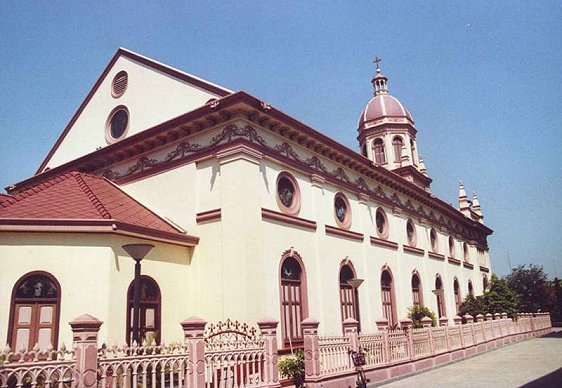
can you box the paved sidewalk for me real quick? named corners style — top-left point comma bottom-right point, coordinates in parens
top-left (373, 329), bottom-right (562, 387)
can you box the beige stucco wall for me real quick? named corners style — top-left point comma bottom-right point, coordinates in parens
top-left (0, 232), bottom-right (192, 348)
top-left (45, 55), bottom-right (223, 170)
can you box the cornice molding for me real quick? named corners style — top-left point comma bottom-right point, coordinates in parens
top-left (370, 236), bottom-right (399, 250)
top-left (403, 245), bottom-right (425, 256)
top-left (261, 208), bottom-right (317, 231)
top-left (325, 225), bottom-right (364, 242)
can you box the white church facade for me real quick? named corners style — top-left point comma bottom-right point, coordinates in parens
top-left (0, 49), bottom-right (492, 352)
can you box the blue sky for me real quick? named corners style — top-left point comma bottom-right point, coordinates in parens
top-left (1, 2), bottom-right (561, 278)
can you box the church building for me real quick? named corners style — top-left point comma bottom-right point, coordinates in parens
top-left (0, 49), bottom-right (492, 352)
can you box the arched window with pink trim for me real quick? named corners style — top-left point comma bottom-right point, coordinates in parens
top-left (411, 273), bottom-right (423, 307)
top-left (8, 271), bottom-right (61, 351)
top-left (339, 264), bottom-right (360, 331)
top-left (279, 253), bottom-right (308, 347)
top-left (435, 275), bottom-right (446, 318)
top-left (454, 278), bottom-right (461, 313)
top-left (392, 136), bottom-right (403, 163)
top-left (126, 275), bottom-right (161, 345)
top-left (468, 280), bottom-right (474, 296)
top-left (373, 138), bottom-right (386, 165)
top-left (381, 269), bottom-right (397, 327)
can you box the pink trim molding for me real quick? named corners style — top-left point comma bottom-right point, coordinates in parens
top-left (370, 236), bottom-right (398, 250)
top-left (196, 208), bottom-right (221, 224)
top-left (262, 208), bottom-right (317, 231)
top-left (325, 225), bottom-right (364, 241)
top-left (428, 251), bottom-right (445, 261)
top-left (448, 257), bottom-right (461, 266)
top-left (463, 262), bottom-right (474, 270)
top-left (479, 266), bottom-right (490, 273)
top-left (403, 245), bottom-right (425, 256)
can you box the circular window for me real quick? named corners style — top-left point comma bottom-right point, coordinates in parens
top-left (406, 219), bottom-right (417, 247)
top-left (112, 71), bottom-right (128, 98)
top-left (105, 106), bottom-right (129, 143)
top-left (449, 236), bottom-right (455, 258)
top-left (430, 228), bottom-right (439, 252)
top-left (334, 192), bottom-right (351, 229)
top-left (276, 172), bottom-right (300, 215)
top-left (375, 207), bottom-right (389, 239)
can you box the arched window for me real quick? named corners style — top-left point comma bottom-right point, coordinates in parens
top-left (9, 271), bottom-right (61, 351)
top-left (430, 228), bottom-right (439, 253)
top-left (449, 236), bottom-right (455, 258)
top-left (435, 276), bottom-right (446, 318)
top-left (381, 269), bottom-right (396, 327)
top-left (410, 138), bottom-right (417, 166)
top-left (280, 255), bottom-right (307, 347)
top-left (392, 136), bottom-right (403, 163)
top-left (406, 219), bottom-right (417, 247)
top-left (411, 273), bottom-right (423, 307)
top-left (483, 275), bottom-right (489, 291)
top-left (454, 279), bottom-right (461, 313)
top-left (373, 138), bottom-right (386, 165)
top-left (463, 242), bottom-right (470, 262)
top-left (468, 280), bottom-right (474, 296)
top-left (339, 264), bottom-right (360, 331)
top-left (127, 276), bottom-right (161, 345)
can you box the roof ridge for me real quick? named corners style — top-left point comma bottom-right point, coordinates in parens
top-left (73, 173), bottom-right (112, 219)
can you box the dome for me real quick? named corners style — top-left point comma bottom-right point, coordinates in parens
top-left (358, 94), bottom-right (413, 128)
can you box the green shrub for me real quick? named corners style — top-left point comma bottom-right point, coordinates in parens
top-left (407, 305), bottom-right (437, 328)
top-left (278, 349), bottom-right (305, 388)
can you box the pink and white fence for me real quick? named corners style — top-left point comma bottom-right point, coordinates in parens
top-left (0, 312), bottom-right (552, 388)
top-left (302, 312), bottom-right (553, 388)
top-left (0, 315), bottom-right (280, 388)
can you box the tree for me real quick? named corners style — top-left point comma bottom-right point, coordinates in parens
top-left (459, 294), bottom-right (487, 320)
top-left (458, 275), bottom-right (519, 320)
top-left (506, 264), bottom-right (551, 313)
top-left (484, 274), bottom-right (519, 319)
top-left (407, 305), bottom-right (437, 328)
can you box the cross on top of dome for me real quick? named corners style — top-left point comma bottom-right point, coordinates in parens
top-left (372, 56), bottom-right (388, 96)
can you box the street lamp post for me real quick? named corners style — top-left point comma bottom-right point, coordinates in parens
top-left (122, 243), bottom-right (154, 345)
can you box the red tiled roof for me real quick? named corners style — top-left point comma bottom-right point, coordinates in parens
top-left (0, 171), bottom-right (197, 246)
top-left (0, 194), bottom-right (13, 206)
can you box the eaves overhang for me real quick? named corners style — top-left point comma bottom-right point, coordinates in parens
top-left (0, 218), bottom-right (199, 247)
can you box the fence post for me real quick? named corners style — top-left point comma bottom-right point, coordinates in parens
top-left (301, 318), bottom-right (321, 380)
top-left (343, 318), bottom-right (360, 352)
top-left (464, 314), bottom-right (475, 345)
top-left (399, 318), bottom-right (413, 359)
top-left (439, 316), bottom-right (450, 350)
top-left (376, 318), bottom-right (389, 364)
top-left (257, 319), bottom-right (280, 387)
top-left (420, 317), bottom-right (434, 355)
top-left (454, 315), bottom-right (464, 348)
top-left (69, 314), bottom-right (103, 388)
top-left (181, 316), bottom-right (207, 388)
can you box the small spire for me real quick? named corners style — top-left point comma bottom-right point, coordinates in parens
top-left (472, 191), bottom-right (484, 223)
top-left (458, 181), bottom-right (470, 217)
top-left (419, 157), bottom-right (427, 176)
top-left (372, 56), bottom-right (389, 96)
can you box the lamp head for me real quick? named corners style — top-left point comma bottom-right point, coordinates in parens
top-left (122, 244), bottom-right (155, 262)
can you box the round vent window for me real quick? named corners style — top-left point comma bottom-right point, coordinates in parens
top-left (105, 106), bottom-right (129, 143)
top-left (112, 71), bottom-right (128, 98)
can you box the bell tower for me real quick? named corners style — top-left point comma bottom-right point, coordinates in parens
top-left (357, 58), bottom-right (431, 191)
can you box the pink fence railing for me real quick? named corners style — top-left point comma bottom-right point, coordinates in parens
top-left (302, 312), bottom-right (553, 388)
top-left (0, 312), bottom-right (553, 388)
top-left (0, 316), bottom-right (279, 388)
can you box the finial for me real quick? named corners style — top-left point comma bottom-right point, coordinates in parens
top-left (371, 56), bottom-right (388, 96)
top-left (374, 57), bottom-right (382, 72)
top-left (458, 181), bottom-right (470, 216)
top-left (419, 157), bottom-right (427, 175)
